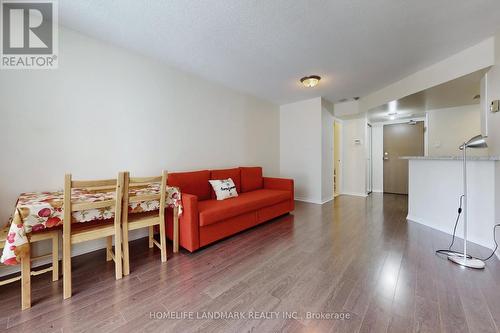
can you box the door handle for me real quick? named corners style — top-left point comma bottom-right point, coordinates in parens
top-left (384, 152), bottom-right (389, 160)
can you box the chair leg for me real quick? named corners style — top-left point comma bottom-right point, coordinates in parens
top-left (21, 252), bottom-right (31, 310)
top-left (52, 232), bottom-right (59, 281)
top-left (63, 232), bottom-right (72, 299)
top-left (159, 221), bottom-right (167, 263)
top-left (106, 236), bottom-right (113, 262)
top-left (148, 226), bottom-right (154, 248)
top-left (173, 207), bottom-right (179, 253)
top-left (114, 222), bottom-right (122, 280)
top-left (122, 224), bottom-right (130, 276)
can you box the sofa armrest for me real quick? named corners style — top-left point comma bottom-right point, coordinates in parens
top-left (177, 193), bottom-right (200, 252)
top-left (263, 177), bottom-right (294, 211)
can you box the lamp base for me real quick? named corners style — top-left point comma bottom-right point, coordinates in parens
top-left (447, 255), bottom-right (485, 269)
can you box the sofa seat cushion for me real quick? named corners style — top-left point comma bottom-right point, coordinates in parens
top-left (198, 189), bottom-right (290, 226)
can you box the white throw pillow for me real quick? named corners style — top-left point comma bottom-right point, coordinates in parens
top-left (209, 178), bottom-right (238, 200)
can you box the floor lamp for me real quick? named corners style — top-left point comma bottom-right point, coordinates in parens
top-left (448, 134), bottom-right (488, 269)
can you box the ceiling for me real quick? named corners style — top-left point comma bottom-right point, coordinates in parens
top-left (59, 1), bottom-right (500, 105)
top-left (367, 69), bottom-right (485, 123)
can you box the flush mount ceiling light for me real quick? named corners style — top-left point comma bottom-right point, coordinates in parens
top-left (388, 100), bottom-right (397, 112)
top-left (387, 100), bottom-right (398, 120)
top-left (300, 75), bottom-right (321, 88)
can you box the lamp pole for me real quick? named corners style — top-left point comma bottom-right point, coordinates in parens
top-left (447, 135), bottom-right (486, 269)
top-left (462, 141), bottom-right (467, 264)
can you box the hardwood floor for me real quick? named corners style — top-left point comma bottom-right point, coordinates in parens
top-left (1, 193), bottom-right (500, 332)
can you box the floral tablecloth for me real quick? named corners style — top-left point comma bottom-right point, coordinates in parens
top-left (1, 184), bottom-right (182, 265)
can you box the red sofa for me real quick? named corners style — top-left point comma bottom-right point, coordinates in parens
top-left (165, 167), bottom-right (294, 252)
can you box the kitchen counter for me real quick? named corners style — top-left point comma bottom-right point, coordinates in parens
top-left (405, 157), bottom-right (498, 249)
top-left (401, 155), bottom-right (500, 161)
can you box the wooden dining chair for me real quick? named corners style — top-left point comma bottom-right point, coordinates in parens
top-left (0, 224), bottom-right (59, 310)
top-left (62, 173), bottom-right (125, 299)
top-left (122, 170), bottom-right (168, 276)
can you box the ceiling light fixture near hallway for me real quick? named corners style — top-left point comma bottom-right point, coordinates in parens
top-left (300, 75), bottom-right (321, 88)
top-left (388, 100), bottom-right (397, 112)
top-left (387, 100), bottom-right (398, 120)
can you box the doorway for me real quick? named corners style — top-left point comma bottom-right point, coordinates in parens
top-left (383, 121), bottom-right (424, 194)
top-left (333, 120), bottom-right (342, 196)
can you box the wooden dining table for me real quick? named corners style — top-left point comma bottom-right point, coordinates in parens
top-left (1, 184), bottom-right (182, 266)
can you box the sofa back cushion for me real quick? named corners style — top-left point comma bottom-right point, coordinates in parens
top-left (240, 166), bottom-right (263, 192)
top-left (168, 170), bottom-right (211, 201)
top-left (210, 168), bottom-right (241, 199)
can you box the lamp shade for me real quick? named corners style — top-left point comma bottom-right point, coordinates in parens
top-left (459, 134), bottom-right (488, 150)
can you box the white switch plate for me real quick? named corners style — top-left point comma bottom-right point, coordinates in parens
top-left (490, 100), bottom-right (499, 113)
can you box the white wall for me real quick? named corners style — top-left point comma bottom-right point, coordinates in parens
top-left (321, 99), bottom-right (335, 202)
top-left (407, 159), bottom-right (496, 249)
top-left (341, 117), bottom-right (367, 196)
top-left (427, 105), bottom-right (486, 156)
top-left (333, 100), bottom-right (367, 197)
top-left (280, 98), bottom-right (322, 203)
top-left (0, 27), bottom-right (280, 267)
top-left (485, 33), bottom-right (500, 156)
top-left (484, 31), bottom-right (500, 259)
top-left (334, 100), bottom-right (360, 118)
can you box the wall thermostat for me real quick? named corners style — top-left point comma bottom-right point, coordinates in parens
top-left (490, 100), bottom-right (500, 113)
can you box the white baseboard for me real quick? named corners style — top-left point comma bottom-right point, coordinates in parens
top-left (295, 197), bottom-right (322, 204)
top-left (0, 229), bottom-right (149, 278)
top-left (295, 196), bottom-right (333, 205)
top-left (321, 196), bottom-right (334, 204)
top-left (372, 189), bottom-right (383, 193)
top-left (340, 192), bottom-right (368, 198)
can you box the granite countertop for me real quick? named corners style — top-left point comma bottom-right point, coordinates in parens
top-left (400, 156), bottom-right (500, 161)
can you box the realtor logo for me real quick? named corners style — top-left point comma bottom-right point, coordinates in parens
top-left (1, 0), bottom-right (58, 69)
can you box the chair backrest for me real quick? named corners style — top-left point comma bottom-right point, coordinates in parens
top-left (63, 173), bottom-right (125, 229)
top-left (122, 170), bottom-right (168, 221)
